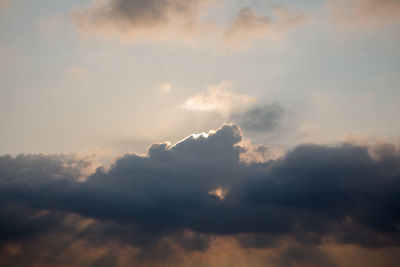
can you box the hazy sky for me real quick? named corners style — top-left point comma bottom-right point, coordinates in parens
top-left (0, 1), bottom-right (400, 267)
top-left (1, 0), bottom-right (399, 155)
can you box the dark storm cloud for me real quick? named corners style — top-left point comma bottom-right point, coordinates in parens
top-left (0, 123), bottom-right (400, 263)
top-left (231, 104), bottom-right (285, 132)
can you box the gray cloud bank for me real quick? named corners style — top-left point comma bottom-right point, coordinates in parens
top-left (231, 104), bottom-right (285, 132)
top-left (0, 124), bottom-right (400, 266)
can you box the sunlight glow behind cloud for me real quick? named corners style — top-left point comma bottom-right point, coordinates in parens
top-left (181, 81), bottom-right (256, 115)
top-left (1, 0), bottom-right (400, 266)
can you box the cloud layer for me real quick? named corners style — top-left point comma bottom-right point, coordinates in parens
top-left (72, 0), bottom-right (305, 48)
top-left (224, 6), bottom-right (305, 48)
top-left (72, 0), bottom-right (210, 41)
top-left (329, 0), bottom-right (400, 26)
top-left (0, 124), bottom-right (400, 266)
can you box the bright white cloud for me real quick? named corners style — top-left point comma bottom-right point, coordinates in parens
top-left (181, 81), bottom-right (256, 115)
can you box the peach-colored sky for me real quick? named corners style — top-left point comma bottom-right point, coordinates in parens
top-left (0, 3), bottom-right (400, 265)
top-left (1, 0), bottom-right (399, 155)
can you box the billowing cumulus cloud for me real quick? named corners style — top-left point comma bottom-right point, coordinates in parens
top-left (0, 124), bottom-right (400, 266)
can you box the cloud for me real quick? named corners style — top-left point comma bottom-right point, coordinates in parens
top-left (230, 104), bottom-right (285, 133)
top-left (182, 82), bottom-right (285, 134)
top-left (158, 82), bottom-right (172, 93)
top-left (224, 6), bottom-right (306, 49)
top-left (71, 1), bottom-right (305, 49)
top-left (224, 7), bottom-right (273, 43)
top-left (1, 124), bottom-right (400, 265)
top-left (271, 245), bottom-right (337, 267)
top-left (181, 81), bottom-right (256, 115)
top-left (329, 0), bottom-right (400, 26)
top-left (72, 0), bottom-right (212, 42)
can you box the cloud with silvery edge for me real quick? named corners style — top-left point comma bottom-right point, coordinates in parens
top-left (1, 123), bottom-right (400, 262)
top-left (180, 81), bottom-right (256, 115)
top-left (181, 81), bottom-right (286, 133)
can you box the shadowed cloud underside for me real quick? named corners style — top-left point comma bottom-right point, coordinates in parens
top-left (0, 124), bottom-right (399, 266)
top-left (1, 0), bottom-right (400, 266)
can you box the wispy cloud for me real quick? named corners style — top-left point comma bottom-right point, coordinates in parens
top-left (71, 0), bottom-right (213, 42)
top-left (157, 82), bottom-right (172, 93)
top-left (71, 1), bottom-right (306, 50)
top-left (329, 0), bottom-right (400, 27)
top-left (181, 81), bottom-right (256, 115)
top-left (224, 6), bottom-right (306, 49)
top-left (181, 82), bottom-right (285, 134)
top-left (230, 104), bottom-right (285, 133)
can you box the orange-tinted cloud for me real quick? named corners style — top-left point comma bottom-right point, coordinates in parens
top-left (71, 0), bottom-right (213, 42)
top-left (329, 0), bottom-right (400, 26)
top-left (71, 1), bottom-right (306, 49)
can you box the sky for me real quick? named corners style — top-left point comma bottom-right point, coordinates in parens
top-left (0, 0), bottom-right (400, 266)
